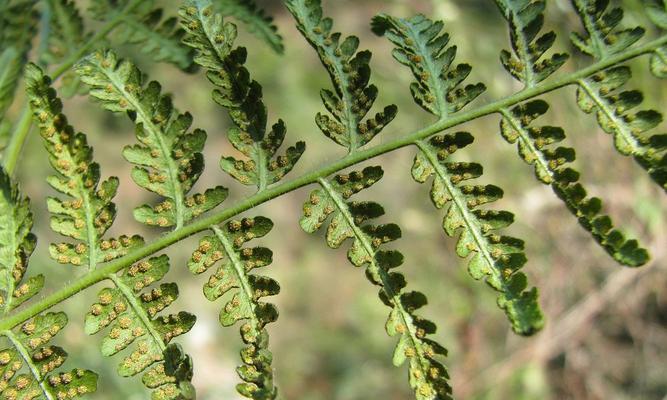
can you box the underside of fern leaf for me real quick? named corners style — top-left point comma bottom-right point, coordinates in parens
top-left (300, 167), bottom-right (452, 399)
top-left (290, 3), bottom-right (451, 397)
top-left (0, 1), bottom-right (664, 399)
top-left (1, 159), bottom-right (97, 399)
top-left (25, 64), bottom-right (196, 399)
top-left (180, 2), bottom-right (287, 397)
top-left (189, 217), bottom-right (279, 399)
top-left (373, 13), bottom-right (543, 335)
top-left (1, 312), bottom-right (98, 399)
top-left (74, 50), bottom-right (228, 230)
top-left (569, 0), bottom-right (667, 191)
top-left (86, 256), bottom-right (196, 399)
top-left (288, 0), bottom-right (398, 152)
top-left (0, 168), bottom-right (40, 314)
top-left (494, 0), bottom-right (569, 87)
top-left (412, 134), bottom-right (544, 334)
top-left (26, 64), bottom-right (144, 270)
top-left (181, 0), bottom-right (305, 191)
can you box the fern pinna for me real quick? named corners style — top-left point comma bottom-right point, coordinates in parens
top-left (0, 0), bottom-right (665, 399)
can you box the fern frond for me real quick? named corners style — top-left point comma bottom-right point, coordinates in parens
top-left (576, 68), bottom-right (666, 191)
top-left (188, 217), bottom-right (279, 399)
top-left (371, 14), bottom-right (485, 118)
top-left (213, 0), bottom-right (284, 54)
top-left (0, 168), bottom-right (41, 314)
top-left (25, 64), bottom-right (145, 270)
top-left (180, 0), bottom-right (305, 191)
top-left (0, 0), bottom-right (38, 119)
top-left (494, 0), bottom-right (569, 87)
top-left (645, 0), bottom-right (667, 77)
top-left (500, 100), bottom-right (650, 266)
top-left (1, 312), bottom-right (98, 399)
top-left (27, 64), bottom-right (197, 398)
top-left (569, 2), bottom-right (667, 191)
top-left (75, 50), bottom-right (228, 230)
top-left (287, 0), bottom-right (398, 152)
top-left (0, 167), bottom-right (97, 397)
top-left (90, 1), bottom-right (195, 71)
top-left (410, 134), bottom-right (544, 334)
top-left (570, 0), bottom-right (644, 59)
top-left (41, 0), bottom-right (90, 97)
top-left (85, 255), bottom-right (196, 399)
top-left (301, 166), bottom-right (451, 400)
top-left (373, 13), bottom-right (543, 334)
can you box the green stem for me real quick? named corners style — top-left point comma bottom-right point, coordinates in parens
top-left (0, 33), bottom-right (665, 331)
top-left (1, 0), bottom-right (144, 176)
top-left (3, 107), bottom-right (33, 176)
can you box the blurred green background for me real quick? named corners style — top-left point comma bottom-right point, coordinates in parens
top-left (4, 0), bottom-right (667, 398)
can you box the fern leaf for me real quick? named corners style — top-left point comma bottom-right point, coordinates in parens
top-left (287, 0), bottom-right (398, 152)
top-left (75, 50), bottom-right (228, 229)
top-left (0, 312), bottom-right (98, 399)
top-left (570, 0), bottom-right (644, 59)
top-left (568, 3), bottom-right (667, 191)
top-left (25, 64), bottom-right (145, 270)
top-left (85, 255), bottom-right (196, 399)
top-left (27, 65), bottom-right (197, 398)
top-left (373, 13), bottom-right (542, 334)
top-left (301, 166), bottom-right (452, 400)
top-left (40, 0), bottom-right (90, 97)
top-left (371, 14), bottom-right (485, 118)
top-left (180, 0), bottom-right (305, 191)
top-left (500, 100), bottom-right (650, 266)
top-left (188, 217), bottom-right (279, 399)
top-left (576, 68), bottom-right (667, 191)
top-left (0, 167), bottom-right (41, 314)
top-left (494, 0), bottom-right (569, 87)
top-left (645, 0), bottom-right (667, 78)
top-left (213, 0), bottom-right (284, 54)
top-left (0, 159), bottom-right (96, 398)
top-left (90, 0), bottom-right (195, 70)
top-left (411, 134), bottom-right (543, 334)
top-left (0, 0), bottom-right (38, 120)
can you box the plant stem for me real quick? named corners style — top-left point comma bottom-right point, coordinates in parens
top-left (1, 0), bottom-right (144, 176)
top-left (0, 33), bottom-right (665, 331)
top-left (2, 107), bottom-right (32, 176)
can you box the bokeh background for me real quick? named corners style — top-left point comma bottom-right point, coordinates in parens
top-left (4, 0), bottom-right (667, 398)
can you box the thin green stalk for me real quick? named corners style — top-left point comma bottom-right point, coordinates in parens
top-left (1, 0), bottom-right (145, 176)
top-left (3, 107), bottom-right (33, 176)
top-left (0, 33), bottom-right (665, 331)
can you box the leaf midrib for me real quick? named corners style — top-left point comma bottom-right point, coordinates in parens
top-left (103, 70), bottom-right (186, 230)
top-left (211, 225), bottom-right (261, 331)
top-left (415, 140), bottom-right (526, 319)
top-left (317, 177), bottom-right (436, 391)
top-left (3, 330), bottom-right (56, 400)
